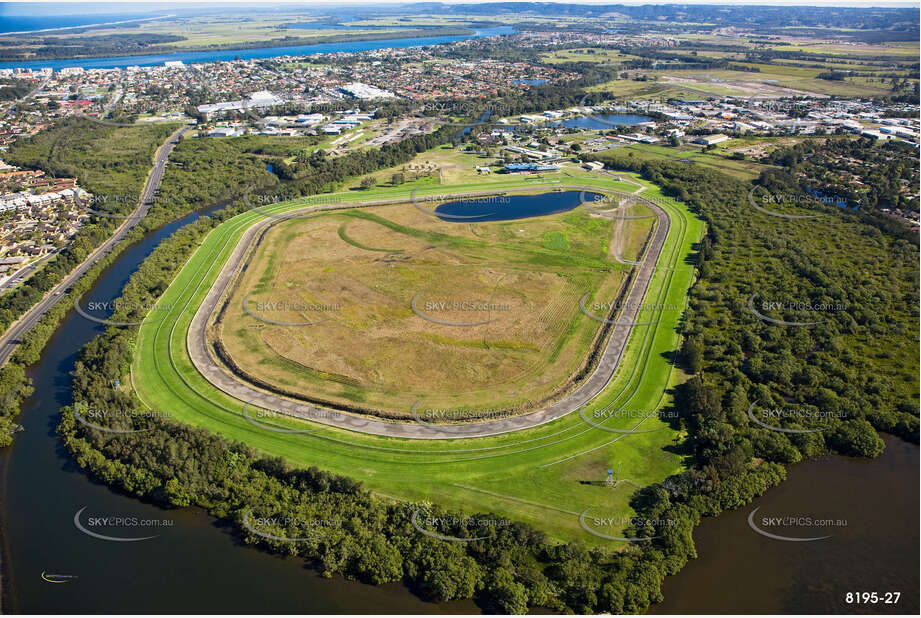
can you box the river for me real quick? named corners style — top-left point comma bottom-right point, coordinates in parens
top-left (0, 200), bottom-right (917, 613)
top-left (0, 204), bottom-right (475, 614)
top-left (651, 434), bottom-right (919, 614)
top-left (0, 27), bottom-right (513, 71)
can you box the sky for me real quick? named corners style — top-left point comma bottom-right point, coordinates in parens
top-left (1, 0), bottom-right (917, 9)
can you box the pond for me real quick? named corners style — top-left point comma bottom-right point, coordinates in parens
top-left (552, 114), bottom-right (652, 131)
top-left (434, 190), bottom-right (602, 222)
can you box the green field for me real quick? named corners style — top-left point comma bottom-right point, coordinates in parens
top-left (540, 49), bottom-right (641, 65)
top-left (612, 142), bottom-right (776, 181)
top-left (131, 173), bottom-right (705, 544)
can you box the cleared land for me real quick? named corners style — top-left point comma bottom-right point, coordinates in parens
top-left (132, 172), bottom-right (705, 543)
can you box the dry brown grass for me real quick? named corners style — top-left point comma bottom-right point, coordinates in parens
top-left (215, 201), bottom-right (651, 417)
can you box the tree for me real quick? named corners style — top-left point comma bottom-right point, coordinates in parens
top-left (681, 337), bottom-right (702, 374)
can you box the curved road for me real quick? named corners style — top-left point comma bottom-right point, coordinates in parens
top-left (0, 124), bottom-right (191, 365)
top-left (184, 184), bottom-right (671, 439)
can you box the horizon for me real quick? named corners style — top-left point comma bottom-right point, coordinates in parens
top-left (1, 0), bottom-right (918, 12)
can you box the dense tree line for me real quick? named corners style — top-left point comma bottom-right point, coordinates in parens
top-left (0, 33), bottom-right (184, 61)
top-left (441, 3), bottom-right (916, 32)
top-left (591, 151), bottom-right (918, 466)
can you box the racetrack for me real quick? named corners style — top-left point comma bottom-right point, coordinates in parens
top-left (131, 172), bottom-right (706, 541)
top-left (185, 186), bottom-right (668, 438)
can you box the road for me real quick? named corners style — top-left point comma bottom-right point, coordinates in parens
top-left (0, 250), bottom-right (60, 292)
top-left (184, 184), bottom-right (672, 439)
top-left (2, 76), bottom-right (50, 119)
top-left (0, 124), bottom-right (191, 365)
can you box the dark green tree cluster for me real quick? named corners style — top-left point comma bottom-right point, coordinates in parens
top-left (267, 126), bottom-right (457, 196)
top-left (594, 151), bottom-right (919, 470)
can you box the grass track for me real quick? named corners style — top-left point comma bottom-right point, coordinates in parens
top-left (132, 174), bottom-right (705, 543)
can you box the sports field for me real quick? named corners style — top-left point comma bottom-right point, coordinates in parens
top-left (132, 172), bottom-right (706, 543)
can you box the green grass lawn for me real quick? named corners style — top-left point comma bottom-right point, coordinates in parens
top-left (131, 173), bottom-right (705, 545)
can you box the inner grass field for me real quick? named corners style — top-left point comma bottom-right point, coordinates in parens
top-left (131, 173), bottom-right (706, 544)
top-left (215, 197), bottom-right (656, 417)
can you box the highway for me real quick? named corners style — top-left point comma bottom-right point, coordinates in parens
top-left (0, 124), bottom-right (191, 365)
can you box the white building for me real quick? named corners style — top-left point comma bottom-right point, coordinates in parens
top-left (197, 90), bottom-right (283, 119)
top-left (692, 134), bottom-right (730, 146)
top-left (339, 82), bottom-right (394, 99)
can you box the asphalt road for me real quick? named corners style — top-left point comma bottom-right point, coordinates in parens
top-left (185, 184), bottom-right (671, 439)
top-left (0, 124), bottom-right (191, 366)
top-left (0, 250), bottom-right (59, 292)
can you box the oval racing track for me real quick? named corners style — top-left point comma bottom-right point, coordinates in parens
top-left (180, 184), bottom-right (671, 439)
